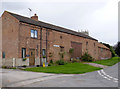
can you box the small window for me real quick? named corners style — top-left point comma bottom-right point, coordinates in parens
top-left (101, 48), bottom-right (103, 52)
top-left (42, 49), bottom-right (46, 56)
top-left (94, 43), bottom-right (95, 47)
top-left (2, 52), bottom-right (5, 58)
top-left (31, 30), bottom-right (34, 38)
top-left (60, 36), bottom-right (62, 39)
top-left (31, 29), bottom-right (38, 38)
top-left (86, 42), bottom-right (88, 45)
top-left (35, 30), bottom-right (38, 38)
top-left (22, 48), bottom-right (26, 58)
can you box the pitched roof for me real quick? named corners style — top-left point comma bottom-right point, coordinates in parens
top-left (98, 43), bottom-right (109, 50)
top-left (7, 11), bottom-right (98, 41)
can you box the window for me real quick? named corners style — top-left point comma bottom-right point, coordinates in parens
top-left (2, 52), bottom-right (5, 58)
top-left (86, 42), bottom-right (88, 45)
top-left (86, 42), bottom-right (88, 51)
top-left (94, 43), bottom-right (95, 47)
top-left (22, 48), bottom-right (26, 58)
top-left (31, 29), bottom-right (38, 38)
top-left (60, 36), bottom-right (62, 39)
top-left (101, 48), bottom-right (103, 52)
top-left (42, 49), bottom-right (46, 56)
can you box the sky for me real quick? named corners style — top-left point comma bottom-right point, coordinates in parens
top-left (0, 0), bottom-right (119, 46)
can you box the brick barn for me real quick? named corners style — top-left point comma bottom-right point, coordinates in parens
top-left (1, 11), bottom-right (112, 67)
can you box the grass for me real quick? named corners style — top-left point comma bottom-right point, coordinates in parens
top-left (92, 57), bottom-right (120, 66)
top-left (23, 63), bottom-right (102, 74)
top-left (2, 66), bottom-right (16, 69)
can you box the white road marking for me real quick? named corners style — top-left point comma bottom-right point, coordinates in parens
top-left (97, 69), bottom-right (118, 83)
top-left (101, 70), bottom-right (113, 79)
top-left (98, 71), bottom-right (111, 80)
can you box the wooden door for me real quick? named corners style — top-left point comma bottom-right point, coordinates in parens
top-left (29, 49), bottom-right (35, 66)
top-left (71, 41), bottom-right (82, 58)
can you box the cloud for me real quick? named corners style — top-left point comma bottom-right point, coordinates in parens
top-left (1, 0), bottom-right (118, 45)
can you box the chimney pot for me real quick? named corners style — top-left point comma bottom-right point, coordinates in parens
top-left (31, 13), bottom-right (38, 21)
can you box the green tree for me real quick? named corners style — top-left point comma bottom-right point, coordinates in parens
top-left (101, 42), bottom-right (117, 57)
top-left (115, 42), bottom-right (120, 57)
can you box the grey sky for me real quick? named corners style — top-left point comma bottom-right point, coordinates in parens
top-left (1, 0), bottom-right (119, 46)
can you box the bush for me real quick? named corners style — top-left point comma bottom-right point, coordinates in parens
top-left (48, 63), bottom-right (52, 66)
top-left (69, 48), bottom-right (74, 54)
top-left (56, 60), bottom-right (65, 65)
top-left (50, 59), bottom-right (53, 64)
top-left (2, 66), bottom-right (7, 69)
top-left (43, 56), bottom-right (46, 58)
top-left (23, 58), bottom-right (27, 61)
top-left (81, 52), bottom-right (94, 62)
top-left (22, 65), bottom-right (27, 67)
top-left (36, 65), bottom-right (40, 67)
top-left (59, 52), bottom-right (65, 60)
top-left (110, 46), bottom-right (117, 57)
top-left (72, 59), bottom-right (77, 63)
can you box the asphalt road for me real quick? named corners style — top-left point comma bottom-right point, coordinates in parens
top-left (1, 63), bottom-right (119, 87)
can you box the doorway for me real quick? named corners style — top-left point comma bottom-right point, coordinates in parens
top-left (29, 49), bottom-right (35, 66)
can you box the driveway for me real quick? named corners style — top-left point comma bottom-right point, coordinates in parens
top-left (1, 63), bottom-right (119, 87)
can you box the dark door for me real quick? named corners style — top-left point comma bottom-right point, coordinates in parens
top-left (71, 41), bottom-right (82, 58)
top-left (29, 49), bottom-right (35, 66)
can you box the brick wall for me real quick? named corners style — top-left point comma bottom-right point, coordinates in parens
top-left (47, 29), bottom-right (99, 62)
top-left (0, 17), bottom-right (2, 67)
top-left (2, 11), bottom-right (19, 58)
top-left (1, 11), bottom-right (112, 67)
top-left (98, 47), bottom-right (111, 60)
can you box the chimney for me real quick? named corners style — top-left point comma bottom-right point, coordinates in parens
top-left (80, 30), bottom-right (89, 35)
top-left (31, 14), bottom-right (38, 21)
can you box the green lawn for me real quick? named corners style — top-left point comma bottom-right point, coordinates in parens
top-left (92, 57), bottom-right (120, 66)
top-left (23, 63), bottom-right (102, 74)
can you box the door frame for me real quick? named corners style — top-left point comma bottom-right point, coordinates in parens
top-left (29, 49), bottom-right (35, 66)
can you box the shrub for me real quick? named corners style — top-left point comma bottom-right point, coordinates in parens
top-left (72, 59), bottom-right (77, 63)
top-left (81, 52), bottom-right (94, 62)
top-left (43, 56), bottom-right (46, 58)
top-left (59, 52), bottom-right (65, 60)
top-left (2, 66), bottom-right (7, 69)
top-left (56, 60), bottom-right (65, 65)
top-left (23, 58), bottom-right (27, 61)
top-left (48, 63), bottom-right (52, 66)
top-left (50, 59), bottom-right (53, 64)
top-left (110, 46), bottom-right (117, 57)
top-left (69, 48), bottom-right (74, 54)
top-left (22, 65), bottom-right (27, 67)
top-left (36, 65), bottom-right (40, 67)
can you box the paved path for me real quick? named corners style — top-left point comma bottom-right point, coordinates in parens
top-left (1, 69), bottom-right (56, 87)
top-left (84, 63), bottom-right (108, 68)
top-left (1, 63), bottom-right (119, 87)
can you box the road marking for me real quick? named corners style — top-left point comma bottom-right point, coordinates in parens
top-left (98, 71), bottom-right (111, 80)
top-left (97, 69), bottom-right (118, 83)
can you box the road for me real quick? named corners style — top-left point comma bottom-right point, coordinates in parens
top-left (1, 63), bottom-right (119, 87)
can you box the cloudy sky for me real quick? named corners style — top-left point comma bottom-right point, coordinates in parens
top-left (0, 0), bottom-right (119, 46)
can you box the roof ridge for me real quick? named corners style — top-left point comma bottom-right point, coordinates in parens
top-left (6, 11), bottom-right (97, 41)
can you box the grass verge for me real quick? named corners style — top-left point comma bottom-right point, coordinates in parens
top-left (92, 57), bottom-right (120, 66)
top-left (23, 63), bottom-right (102, 74)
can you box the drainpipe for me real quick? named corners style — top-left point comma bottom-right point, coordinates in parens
top-left (46, 29), bottom-right (48, 63)
top-left (40, 27), bottom-right (42, 66)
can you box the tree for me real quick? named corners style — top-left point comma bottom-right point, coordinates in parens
top-left (115, 42), bottom-right (120, 57)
